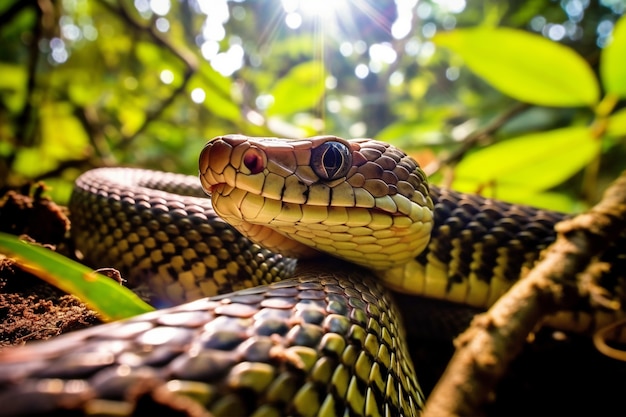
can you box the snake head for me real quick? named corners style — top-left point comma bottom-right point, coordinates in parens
top-left (199, 135), bottom-right (434, 270)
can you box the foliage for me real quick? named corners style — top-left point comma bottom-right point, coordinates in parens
top-left (434, 19), bottom-right (626, 208)
top-left (0, 232), bottom-right (154, 320)
top-left (0, 0), bottom-right (624, 212)
top-left (434, 28), bottom-right (600, 107)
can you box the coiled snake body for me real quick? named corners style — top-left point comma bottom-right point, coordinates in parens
top-left (0, 135), bottom-right (623, 416)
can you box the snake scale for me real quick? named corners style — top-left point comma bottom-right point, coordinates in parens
top-left (0, 135), bottom-right (624, 416)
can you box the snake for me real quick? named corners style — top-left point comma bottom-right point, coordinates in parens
top-left (0, 134), bottom-right (624, 416)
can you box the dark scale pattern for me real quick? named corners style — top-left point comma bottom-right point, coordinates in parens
top-left (0, 274), bottom-right (424, 417)
top-left (420, 186), bottom-right (567, 291)
top-left (70, 168), bottom-right (297, 306)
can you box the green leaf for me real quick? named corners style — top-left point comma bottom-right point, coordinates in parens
top-left (607, 108), bottom-right (626, 138)
top-left (199, 61), bottom-right (233, 98)
top-left (267, 61), bottom-right (326, 116)
top-left (201, 86), bottom-right (242, 123)
top-left (0, 63), bottom-right (27, 112)
top-left (377, 121), bottom-right (447, 145)
top-left (13, 103), bottom-right (90, 177)
top-left (600, 15), bottom-right (626, 98)
top-left (119, 106), bottom-right (147, 137)
top-left (479, 189), bottom-right (580, 212)
top-left (453, 126), bottom-right (599, 192)
top-left (434, 28), bottom-right (600, 107)
top-left (195, 64), bottom-right (241, 122)
top-left (0, 233), bottom-right (154, 321)
top-left (508, 191), bottom-right (580, 213)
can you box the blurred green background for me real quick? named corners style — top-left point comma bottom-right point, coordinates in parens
top-left (0, 0), bottom-right (624, 212)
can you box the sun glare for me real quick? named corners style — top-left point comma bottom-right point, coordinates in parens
top-left (298, 1), bottom-right (344, 18)
top-left (281, 0), bottom-right (400, 46)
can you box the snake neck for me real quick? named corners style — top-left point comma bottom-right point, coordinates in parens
top-left (379, 185), bottom-right (567, 308)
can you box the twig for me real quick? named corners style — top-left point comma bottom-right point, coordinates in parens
top-left (96, 0), bottom-right (197, 148)
top-left (0, 0), bottom-right (37, 26)
top-left (423, 170), bottom-right (626, 417)
top-left (424, 103), bottom-right (529, 177)
top-left (33, 158), bottom-right (95, 182)
top-left (73, 104), bottom-right (115, 165)
top-left (15, 0), bottom-right (46, 147)
top-left (96, 0), bottom-right (197, 71)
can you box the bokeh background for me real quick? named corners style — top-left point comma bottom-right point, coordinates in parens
top-left (1, 0), bottom-right (625, 210)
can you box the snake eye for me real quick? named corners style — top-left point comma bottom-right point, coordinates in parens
top-left (311, 141), bottom-right (352, 180)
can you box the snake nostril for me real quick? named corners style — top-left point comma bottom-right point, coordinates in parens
top-left (243, 148), bottom-right (266, 174)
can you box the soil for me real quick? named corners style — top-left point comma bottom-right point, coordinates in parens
top-left (0, 186), bottom-right (102, 348)
top-left (0, 185), bottom-right (625, 416)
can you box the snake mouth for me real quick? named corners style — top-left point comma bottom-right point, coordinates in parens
top-left (205, 183), bottom-right (322, 259)
top-left (198, 165), bottom-right (223, 197)
top-left (207, 184), bottom-right (221, 195)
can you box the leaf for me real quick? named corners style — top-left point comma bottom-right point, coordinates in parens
top-left (267, 61), bottom-right (326, 116)
top-left (434, 28), bottom-right (600, 107)
top-left (0, 63), bottom-right (25, 90)
top-left (119, 106), bottom-right (147, 137)
top-left (453, 126), bottom-right (599, 192)
top-left (195, 64), bottom-right (242, 122)
top-left (13, 103), bottom-right (90, 177)
top-left (40, 103), bottom-right (90, 159)
top-left (201, 86), bottom-right (242, 123)
top-left (508, 191), bottom-right (580, 213)
top-left (600, 15), bottom-right (626, 98)
top-left (607, 108), bottom-right (626, 138)
top-left (377, 121), bottom-right (447, 146)
top-left (0, 63), bottom-right (27, 112)
top-left (0, 233), bottom-right (154, 321)
top-left (479, 189), bottom-right (580, 212)
top-left (199, 61), bottom-right (233, 98)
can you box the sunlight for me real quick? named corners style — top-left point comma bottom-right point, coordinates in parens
top-left (280, 0), bottom-right (351, 31)
top-left (190, 88), bottom-right (206, 104)
top-left (149, 0), bottom-right (170, 16)
top-left (285, 12), bottom-right (302, 29)
top-left (159, 69), bottom-right (174, 84)
top-left (281, 0), bottom-right (349, 19)
top-left (433, 0), bottom-right (466, 14)
top-left (281, 0), bottom-right (364, 38)
top-left (298, 0), bottom-right (346, 18)
top-left (393, 0), bottom-right (418, 39)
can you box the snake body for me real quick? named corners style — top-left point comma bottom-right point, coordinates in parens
top-left (0, 135), bottom-right (624, 416)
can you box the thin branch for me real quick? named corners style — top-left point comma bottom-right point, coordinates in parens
top-left (15, 0), bottom-right (47, 146)
top-left (424, 170), bottom-right (626, 417)
top-left (33, 158), bottom-right (96, 182)
top-left (97, 0), bottom-right (197, 71)
top-left (424, 102), bottom-right (529, 177)
top-left (96, 0), bottom-right (198, 148)
top-left (73, 104), bottom-right (116, 165)
top-left (0, 0), bottom-right (37, 27)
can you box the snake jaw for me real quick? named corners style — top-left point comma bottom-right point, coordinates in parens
top-left (233, 222), bottom-right (321, 259)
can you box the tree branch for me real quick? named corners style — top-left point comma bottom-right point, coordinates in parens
top-left (424, 103), bottom-right (529, 178)
top-left (424, 170), bottom-right (626, 417)
top-left (15, 0), bottom-right (47, 147)
top-left (96, 0), bottom-right (197, 148)
top-left (0, 0), bottom-right (37, 27)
